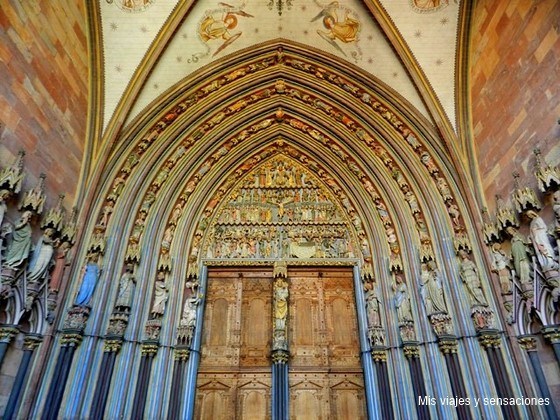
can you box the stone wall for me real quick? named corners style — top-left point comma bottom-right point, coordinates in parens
top-left (0, 0), bottom-right (89, 207)
top-left (470, 0), bottom-right (560, 211)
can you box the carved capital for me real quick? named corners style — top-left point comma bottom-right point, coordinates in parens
top-left (478, 331), bottom-right (501, 349)
top-left (371, 348), bottom-right (387, 362)
top-left (174, 348), bottom-right (191, 362)
top-left (542, 327), bottom-right (560, 345)
top-left (0, 325), bottom-right (19, 343)
top-left (438, 336), bottom-right (458, 354)
top-left (104, 339), bottom-right (123, 353)
top-left (518, 335), bottom-right (538, 351)
top-left (271, 350), bottom-right (289, 364)
top-left (403, 343), bottom-right (420, 359)
top-left (141, 342), bottom-right (159, 356)
top-left (60, 333), bottom-right (83, 347)
top-left (23, 334), bottom-right (43, 351)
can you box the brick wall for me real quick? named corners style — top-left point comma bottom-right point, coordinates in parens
top-left (0, 0), bottom-right (88, 207)
top-left (470, 0), bottom-right (560, 211)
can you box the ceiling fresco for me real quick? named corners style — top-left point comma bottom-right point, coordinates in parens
top-left (99, 0), bottom-right (462, 135)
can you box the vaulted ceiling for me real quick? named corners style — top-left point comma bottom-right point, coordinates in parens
top-left (92, 0), bottom-right (469, 165)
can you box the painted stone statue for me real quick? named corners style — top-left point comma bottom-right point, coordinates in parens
top-left (27, 228), bottom-right (56, 282)
top-left (3, 211), bottom-right (33, 270)
top-left (490, 243), bottom-right (512, 295)
top-left (115, 264), bottom-right (136, 310)
top-left (419, 262), bottom-right (447, 315)
top-left (151, 272), bottom-right (168, 317)
top-left (393, 275), bottom-right (413, 324)
top-left (75, 253), bottom-right (100, 306)
top-left (458, 250), bottom-right (487, 306)
top-left (506, 226), bottom-right (532, 286)
top-left (526, 210), bottom-right (559, 272)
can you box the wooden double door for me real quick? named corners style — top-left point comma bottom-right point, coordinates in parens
top-left (195, 267), bottom-right (366, 419)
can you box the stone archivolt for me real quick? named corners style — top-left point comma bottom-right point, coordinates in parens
top-left (71, 45), bottom-right (491, 349)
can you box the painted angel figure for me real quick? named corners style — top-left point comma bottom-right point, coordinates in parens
top-left (312, 2), bottom-right (361, 59)
top-left (199, 3), bottom-right (254, 57)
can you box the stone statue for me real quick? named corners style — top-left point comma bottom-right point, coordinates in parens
top-left (458, 250), bottom-right (487, 306)
top-left (506, 226), bottom-right (532, 286)
top-left (553, 190), bottom-right (560, 234)
top-left (3, 211), bottom-right (33, 269)
top-left (115, 264), bottom-right (136, 310)
top-left (490, 242), bottom-right (512, 295)
top-left (526, 210), bottom-right (559, 272)
top-left (420, 262), bottom-right (447, 315)
top-left (365, 287), bottom-right (381, 327)
top-left (393, 275), bottom-right (413, 324)
top-left (27, 228), bottom-right (56, 282)
top-left (75, 253), bottom-right (100, 306)
top-left (180, 293), bottom-right (202, 328)
top-left (151, 272), bottom-right (168, 317)
top-left (273, 278), bottom-right (288, 331)
top-left (0, 189), bottom-right (9, 228)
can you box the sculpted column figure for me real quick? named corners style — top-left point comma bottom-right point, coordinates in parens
top-left (458, 250), bottom-right (487, 307)
top-left (506, 226), bottom-right (532, 288)
top-left (526, 210), bottom-right (559, 272)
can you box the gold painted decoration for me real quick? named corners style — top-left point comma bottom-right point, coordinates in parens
top-left (19, 173), bottom-right (46, 215)
top-left (0, 150), bottom-right (25, 194)
top-left (203, 154), bottom-right (358, 262)
top-left (107, 0), bottom-right (155, 13)
top-left (534, 147), bottom-right (560, 193)
top-left (312, 1), bottom-right (362, 62)
top-left (198, 2), bottom-right (254, 58)
top-left (512, 172), bottom-right (541, 214)
top-left (410, 0), bottom-right (450, 13)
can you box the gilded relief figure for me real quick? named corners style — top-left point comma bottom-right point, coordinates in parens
top-left (312, 2), bottom-right (361, 60)
top-left (199, 3), bottom-right (254, 58)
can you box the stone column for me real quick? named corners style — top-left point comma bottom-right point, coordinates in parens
top-left (89, 339), bottom-right (122, 420)
top-left (438, 337), bottom-right (472, 420)
top-left (518, 335), bottom-right (558, 420)
top-left (542, 326), bottom-right (560, 367)
top-left (0, 325), bottom-right (19, 367)
top-left (478, 331), bottom-right (517, 418)
top-left (403, 344), bottom-right (430, 420)
top-left (3, 334), bottom-right (42, 420)
top-left (271, 262), bottom-right (289, 420)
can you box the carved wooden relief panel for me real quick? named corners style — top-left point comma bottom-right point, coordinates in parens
top-left (289, 268), bottom-right (361, 369)
top-left (197, 267), bottom-right (364, 419)
top-left (197, 268), bottom-right (272, 419)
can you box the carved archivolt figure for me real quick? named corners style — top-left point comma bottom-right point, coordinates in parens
top-left (526, 210), bottom-right (559, 272)
top-left (490, 243), bottom-right (512, 295)
top-left (3, 211), bottom-right (33, 269)
top-left (27, 228), bottom-right (55, 282)
top-left (458, 250), bottom-right (487, 306)
top-left (506, 226), bottom-right (532, 286)
top-left (115, 265), bottom-right (136, 309)
top-left (420, 262), bottom-right (447, 315)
